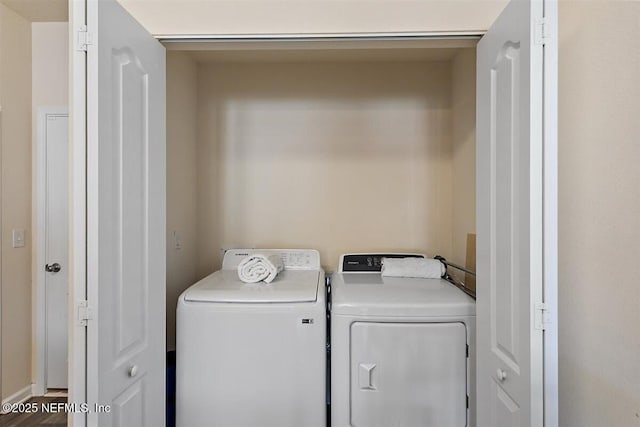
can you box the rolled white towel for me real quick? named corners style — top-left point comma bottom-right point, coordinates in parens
top-left (381, 257), bottom-right (445, 279)
top-left (237, 253), bottom-right (284, 284)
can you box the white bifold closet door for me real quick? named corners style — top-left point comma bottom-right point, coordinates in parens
top-left (476, 0), bottom-right (557, 426)
top-left (85, 0), bottom-right (166, 425)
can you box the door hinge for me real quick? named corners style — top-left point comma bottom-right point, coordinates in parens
top-left (77, 300), bottom-right (94, 326)
top-left (76, 25), bottom-right (93, 52)
top-left (534, 302), bottom-right (550, 330)
top-left (535, 18), bottom-right (551, 46)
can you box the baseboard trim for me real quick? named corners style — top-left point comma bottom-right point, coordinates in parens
top-left (1, 384), bottom-right (32, 413)
top-left (32, 383), bottom-right (45, 397)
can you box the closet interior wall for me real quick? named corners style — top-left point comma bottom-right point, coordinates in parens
top-left (451, 49), bottom-right (476, 283)
top-left (166, 45), bottom-right (477, 349)
top-left (166, 51), bottom-right (198, 352)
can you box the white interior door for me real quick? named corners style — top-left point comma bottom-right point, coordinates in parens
top-left (44, 113), bottom-right (69, 390)
top-left (476, 0), bottom-right (557, 426)
top-left (86, 0), bottom-right (166, 425)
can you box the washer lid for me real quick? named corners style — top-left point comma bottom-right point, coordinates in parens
top-left (183, 270), bottom-right (320, 303)
top-left (331, 273), bottom-right (475, 317)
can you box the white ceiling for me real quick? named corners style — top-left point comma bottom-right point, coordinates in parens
top-left (0, 0), bottom-right (67, 22)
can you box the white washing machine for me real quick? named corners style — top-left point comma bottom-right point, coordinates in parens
top-left (330, 253), bottom-right (476, 427)
top-left (176, 249), bottom-right (326, 427)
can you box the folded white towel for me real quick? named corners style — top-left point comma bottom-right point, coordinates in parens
top-left (381, 257), bottom-right (445, 279)
top-left (237, 253), bottom-right (284, 284)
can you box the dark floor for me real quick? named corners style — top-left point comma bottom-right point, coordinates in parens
top-left (0, 396), bottom-right (67, 427)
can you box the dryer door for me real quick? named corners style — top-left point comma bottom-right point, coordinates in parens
top-left (350, 322), bottom-right (468, 427)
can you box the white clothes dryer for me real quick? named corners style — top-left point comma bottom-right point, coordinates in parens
top-left (330, 253), bottom-right (476, 427)
top-left (176, 249), bottom-right (326, 427)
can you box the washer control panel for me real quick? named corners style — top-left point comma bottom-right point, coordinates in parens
top-left (339, 253), bottom-right (425, 272)
top-left (222, 249), bottom-right (321, 270)
top-left (279, 250), bottom-right (320, 269)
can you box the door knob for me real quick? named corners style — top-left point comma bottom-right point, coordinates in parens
top-left (497, 368), bottom-right (507, 382)
top-left (45, 263), bottom-right (61, 273)
top-left (128, 365), bottom-right (138, 377)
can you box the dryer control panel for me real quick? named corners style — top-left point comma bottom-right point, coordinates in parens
top-left (339, 253), bottom-right (425, 272)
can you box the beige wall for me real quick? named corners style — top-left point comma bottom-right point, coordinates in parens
top-left (32, 23), bottom-right (68, 109)
top-left (3, 3), bottom-right (639, 423)
top-left (31, 21), bottom-right (68, 382)
top-left (0, 2), bottom-right (32, 401)
top-left (450, 48), bottom-right (476, 282)
top-left (195, 60), bottom-right (455, 274)
top-left (166, 51), bottom-right (198, 350)
top-left (118, 0), bottom-right (508, 37)
top-left (0, 0), bottom-right (67, 22)
top-left (558, 2), bottom-right (640, 426)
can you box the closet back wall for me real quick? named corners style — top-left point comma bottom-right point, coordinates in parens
top-left (195, 60), bottom-right (454, 275)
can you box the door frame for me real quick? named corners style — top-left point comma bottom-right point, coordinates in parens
top-left (0, 109), bottom-right (3, 401)
top-left (34, 106), bottom-right (69, 396)
top-left (69, 6), bottom-right (558, 426)
top-left (69, 0), bottom-right (88, 425)
top-left (543, 2), bottom-right (559, 424)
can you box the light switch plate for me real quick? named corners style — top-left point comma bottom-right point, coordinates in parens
top-left (173, 230), bottom-right (182, 250)
top-left (12, 229), bottom-right (25, 248)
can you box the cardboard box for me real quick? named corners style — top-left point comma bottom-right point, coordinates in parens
top-left (465, 233), bottom-right (476, 292)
